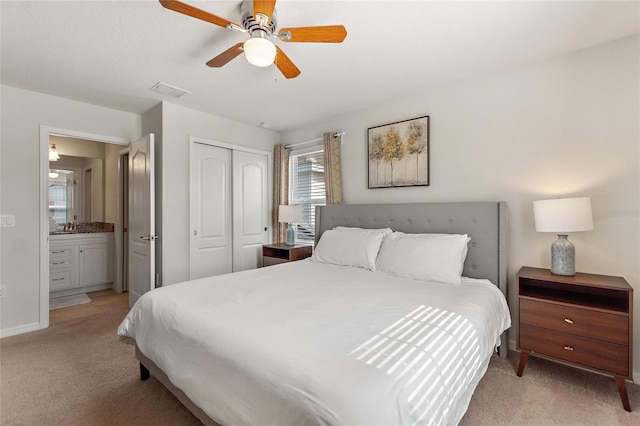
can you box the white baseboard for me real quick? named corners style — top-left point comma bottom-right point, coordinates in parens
top-left (0, 322), bottom-right (42, 338)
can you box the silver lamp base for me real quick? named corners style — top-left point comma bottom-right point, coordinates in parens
top-left (551, 234), bottom-right (575, 276)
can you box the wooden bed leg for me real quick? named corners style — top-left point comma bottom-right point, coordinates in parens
top-left (516, 351), bottom-right (529, 377)
top-left (140, 363), bottom-right (150, 381)
top-left (615, 376), bottom-right (631, 412)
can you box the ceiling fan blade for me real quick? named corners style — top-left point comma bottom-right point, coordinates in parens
top-left (159, 0), bottom-right (240, 29)
top-left (278, 25), bottom-right (347, 43)
top-left (275, 46), bottom-right (301, 79)
top-left (253, 0), bottom-right (276, 21)
top-left (206, 43), bottom-right (244, 67)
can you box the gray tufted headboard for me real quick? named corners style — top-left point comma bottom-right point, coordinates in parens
top-left (315, 202), bottom-right (508, 357)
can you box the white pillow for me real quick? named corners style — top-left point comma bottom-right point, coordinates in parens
top-left (376, 233), bottom-right (471, 284)
top-left (311, 228), bottom-right (386, 270)
top-left (334, 226), bottom-right (393, 235)
top-left (391, 231), bottom-right (469, 265)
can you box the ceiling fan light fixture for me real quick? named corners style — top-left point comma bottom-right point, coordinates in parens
top-left (244, 37), bottom-right (276, 67)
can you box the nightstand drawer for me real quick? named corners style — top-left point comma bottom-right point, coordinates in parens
top-left (263, 256), bottom-right (289, 267)
top-left (520, 299), bottom-right (628, 345)
top-left (520, 324), bottom-right (629, 376)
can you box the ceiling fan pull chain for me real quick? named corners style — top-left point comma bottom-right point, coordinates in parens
top-left (273, 56), bottom-right (279, 83)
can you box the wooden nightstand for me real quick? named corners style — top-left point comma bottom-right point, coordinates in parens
top-left (262, 243), bottom-right (312, 267)
top-left (516, 266), bottom-right (633, 411)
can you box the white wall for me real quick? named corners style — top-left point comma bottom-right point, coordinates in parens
top-left (0, 85), bottom-right (141, 336)
top-left (160, 102), bottom-right (280, 286)
top-left (281, 36), bottom-right (640, 372)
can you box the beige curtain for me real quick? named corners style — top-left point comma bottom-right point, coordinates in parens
top-left (272, 144), bottom-right (290, 243)
top-left (323, 132), bottom-right (343, 204)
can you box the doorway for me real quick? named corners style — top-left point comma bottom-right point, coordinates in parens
top-left (40, 126), bottom-right (129, 330)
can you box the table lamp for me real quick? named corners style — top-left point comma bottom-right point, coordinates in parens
top-left (533, 197), bottom-right (593, 276)
top-left (279, 205), bottom-right (303, 246)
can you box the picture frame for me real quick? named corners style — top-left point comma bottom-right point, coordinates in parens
top-left (367, 115), bottom-right (430, 188)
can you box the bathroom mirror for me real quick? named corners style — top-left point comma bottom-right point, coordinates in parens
top-left (48, 156), bottom-right (104, 224)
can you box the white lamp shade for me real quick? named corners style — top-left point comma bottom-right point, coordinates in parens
top-left (533, 197), bottom-right (593, 233)
top-left (279, 205), bottom-right (302, 223)
top-left (244, 37), bottom-right (276, 67)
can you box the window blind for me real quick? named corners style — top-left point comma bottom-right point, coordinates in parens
top-left (289, 147), bottom-right (325, 245)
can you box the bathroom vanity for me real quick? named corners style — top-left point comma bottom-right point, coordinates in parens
top-left (49, 232), bottom-right (114, 297)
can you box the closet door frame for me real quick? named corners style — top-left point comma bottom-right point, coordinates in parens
top-left (188, 136), bottom-right (273, 278)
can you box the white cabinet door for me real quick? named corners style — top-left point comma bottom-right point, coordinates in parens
top-left (232, 150), bottom-right (269, 272)
top-left (79, 243), bottom-right (108, 286)
top-left (190, 143), bottom-right (232, 279)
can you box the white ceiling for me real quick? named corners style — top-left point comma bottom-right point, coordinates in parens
top-left (2, 1), bottom-right (638, 132)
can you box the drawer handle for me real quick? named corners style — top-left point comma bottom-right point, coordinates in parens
top-left (51, 250), bottom-right (66, 254)
top-left (52, 261), bottom-right (67, 265)
top-left (564, 318), bottom-right (574, 324)
top-left (52, 278), bottom-right (65, 282)
top-left (564, 346), bottom-right (574, 351)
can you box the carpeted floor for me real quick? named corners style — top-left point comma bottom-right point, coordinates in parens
top-left (1, 291), bottom-right (201, 426)
top-left (2, 291), bottom-right (640, 425)
top-left (461, 353), bottom-right (640, 426)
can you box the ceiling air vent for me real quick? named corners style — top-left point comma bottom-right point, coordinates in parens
top-left (149, 82), bottom-right (190, 98)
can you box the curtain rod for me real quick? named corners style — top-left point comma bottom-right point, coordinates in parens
top-left (285, 132), bottom-right (345, 149)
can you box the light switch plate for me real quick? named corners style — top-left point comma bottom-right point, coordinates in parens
top-left (0, 215), bottom-right (15, 227)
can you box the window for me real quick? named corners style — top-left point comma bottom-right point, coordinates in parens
top-left (48, 169), bottom-right (77, 223)
top-left (289, 146), bottom-right (325, 245)
top-left (49, 183), bottom-right (68, 223)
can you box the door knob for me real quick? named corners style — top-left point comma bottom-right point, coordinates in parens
top-left (264, 227), bottom-right (268, 231)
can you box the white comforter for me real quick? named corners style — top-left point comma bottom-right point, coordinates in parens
top-left (118, 260), bottom-right (511, 426)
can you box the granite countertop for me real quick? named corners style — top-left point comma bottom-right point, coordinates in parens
top-left (49, 230), bottom-right (113, 235)
top-left (49, 222), bottom-right (114, 235)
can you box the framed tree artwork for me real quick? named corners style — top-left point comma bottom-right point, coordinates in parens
top-left (367, 115), bottom-right (430, 188)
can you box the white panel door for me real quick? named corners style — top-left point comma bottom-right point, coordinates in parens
top-left (128, 134), bottom-right (155, 308)
top-left (232, 150), bottom-right (269, 272)
top-left (190, 143), bottom-right (232, 279)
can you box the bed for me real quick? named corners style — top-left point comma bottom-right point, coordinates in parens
top-left (118, 202), bottom-right (511, 426)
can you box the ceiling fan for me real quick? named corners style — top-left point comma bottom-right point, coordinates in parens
top-left (159, 0), bottom-right (348, 79)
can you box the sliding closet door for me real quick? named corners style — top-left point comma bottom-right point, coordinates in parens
top-left (232, 151), bottom-right (269, 272)
top-left (189, 143), bottom-right (232, 279)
